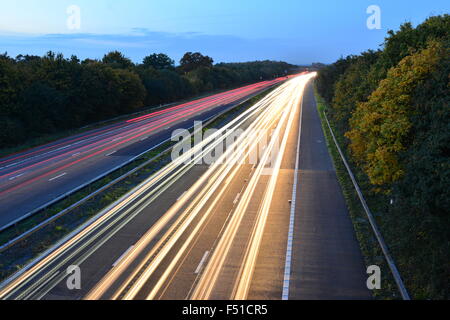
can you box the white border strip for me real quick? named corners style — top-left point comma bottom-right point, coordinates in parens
top-left (281, 87), bottom-right (305, 300)
top-left (323, 112), bottom-right (410, 300)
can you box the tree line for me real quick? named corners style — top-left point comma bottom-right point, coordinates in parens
top-left (316, 14), bottom-right (449, 298)
top-left (0, 51), bottom-right (295, 148)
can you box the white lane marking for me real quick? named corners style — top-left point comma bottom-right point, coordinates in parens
top-left (0, 86), bottom-right (274, 295)
top-left (233, 193), bottom-right (241, 205)
top-left (27, 271), bottom-right (60, 297)
top-left (72, 152), bottom-right (81, 157)
top-left (113, 245), bottom-right (134, 267)
top-left (140, 137), bottom-right (148, 141)
top-left (0, 121), bottom-right (138, 172)
top-left (194, 251), bottom-right (210, 274)
top-left (55, 144), bottom-right (72, 151)
top-left (8, 173), bottom-right (25, 181)
top-left (2, 141), bottom-right (72, 169)
top-left (48, 172), bottom-right (67, 181)
top-left (106, 151), bottom-right (116, 156)
top-left (1, 162), bottom-right (20, 170)
top-left (282, 88), bottom-right (304, 301)
top-left (177, 191), bottom-right (187, 201)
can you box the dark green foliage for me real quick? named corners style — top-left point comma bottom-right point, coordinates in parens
top-left (0, 50), bottom-right (296, 149)
top-left (330, 50), bottom-right (380, 134)
top-left (142, 53), bottom-right (175, 70)
top-left (395, 49), bottom-right (450, 216)
top-left (315, 14), bottom-right (450, 299)
top-left (217, 60), bottom-right (292, 83)
top-left (315, 54), bottom-right (357, 104)
top-left (179, 52), bottom-right (214, 73)
top-left (102, 51), bottom-right (134, 69)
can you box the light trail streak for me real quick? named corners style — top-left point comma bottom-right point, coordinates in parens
top-left (100, 75), bottom-right (311, 301)
top-left (87, 83), bottom-right (290, 300)
top-left (0, 82), bottom-right (264, 194)
top-left (0, 81), bottom-right (261, 182)
top-left (190, 79), bottom-right (301, 300)
top-left (0, 77), bottom-right (290, 300)
top-left (232, 76), bottom-right (313, 299)
top-left (0, 79), bottom-right (277, 168)
top-left (0, 74), bottom-right (313, 301)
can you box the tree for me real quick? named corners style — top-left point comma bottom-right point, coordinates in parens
top-left (102, 51), bottom-right (134, 69)
top-left (314, 14), bottom-right (450, 299)
top-left (75, 64), bottom-right (145, 120)
top-left (346, 41), bottom-right (447, 187)
top-left (330, 50), bottom-right (380, 134)
top-left (113, 68), bottom-right (146, 113)
top-left (19, 81), bottom-right (67, 134)
top-left (394, 42), bottom-right (450, 216)
top-left (0, 49), bottom-right (295, 150)
top-left (372, 15), bottom-right (450, 82)
top-left (0, 116), bottom-right (25, 147)
top-left (142, 53), bottom-right (174, 70)
top-left (0, 54), bottom-right (21, 116)
top-left (179, 52), bottom-right (213, 73)
top-left (315, 55), bottom-right (358, 104)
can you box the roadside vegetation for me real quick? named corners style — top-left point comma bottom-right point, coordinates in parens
top-left (315, 14), bottom-right (449, 299)
top-left (0, 50), bottom-right (296, 150)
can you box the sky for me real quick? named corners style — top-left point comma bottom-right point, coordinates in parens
top-left (0, 0), bottom-right (448, 65)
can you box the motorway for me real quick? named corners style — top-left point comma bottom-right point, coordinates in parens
top-left (0, 73), bottom-right (371, 300)
top-left (0, 77), bottom-right (290, 230)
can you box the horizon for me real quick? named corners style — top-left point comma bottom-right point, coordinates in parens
top-left (1, 0), bottom-right (449, 65)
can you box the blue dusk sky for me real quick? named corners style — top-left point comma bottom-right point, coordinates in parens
top-left (0, 0), bottom-right (448, 65)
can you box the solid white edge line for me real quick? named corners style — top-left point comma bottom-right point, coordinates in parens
top-left (48, 172), bottom-right (67, 182)
top-left (281, 83), bottom-right (305, 300)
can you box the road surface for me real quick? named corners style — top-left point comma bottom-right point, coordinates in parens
top-left (0, 73), bottom-right (371, 300)
top-left (0, 77), bottom-right (290, 230)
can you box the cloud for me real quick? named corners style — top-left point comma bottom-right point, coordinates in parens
top-left (0, 29), bottom-right (315, 64)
